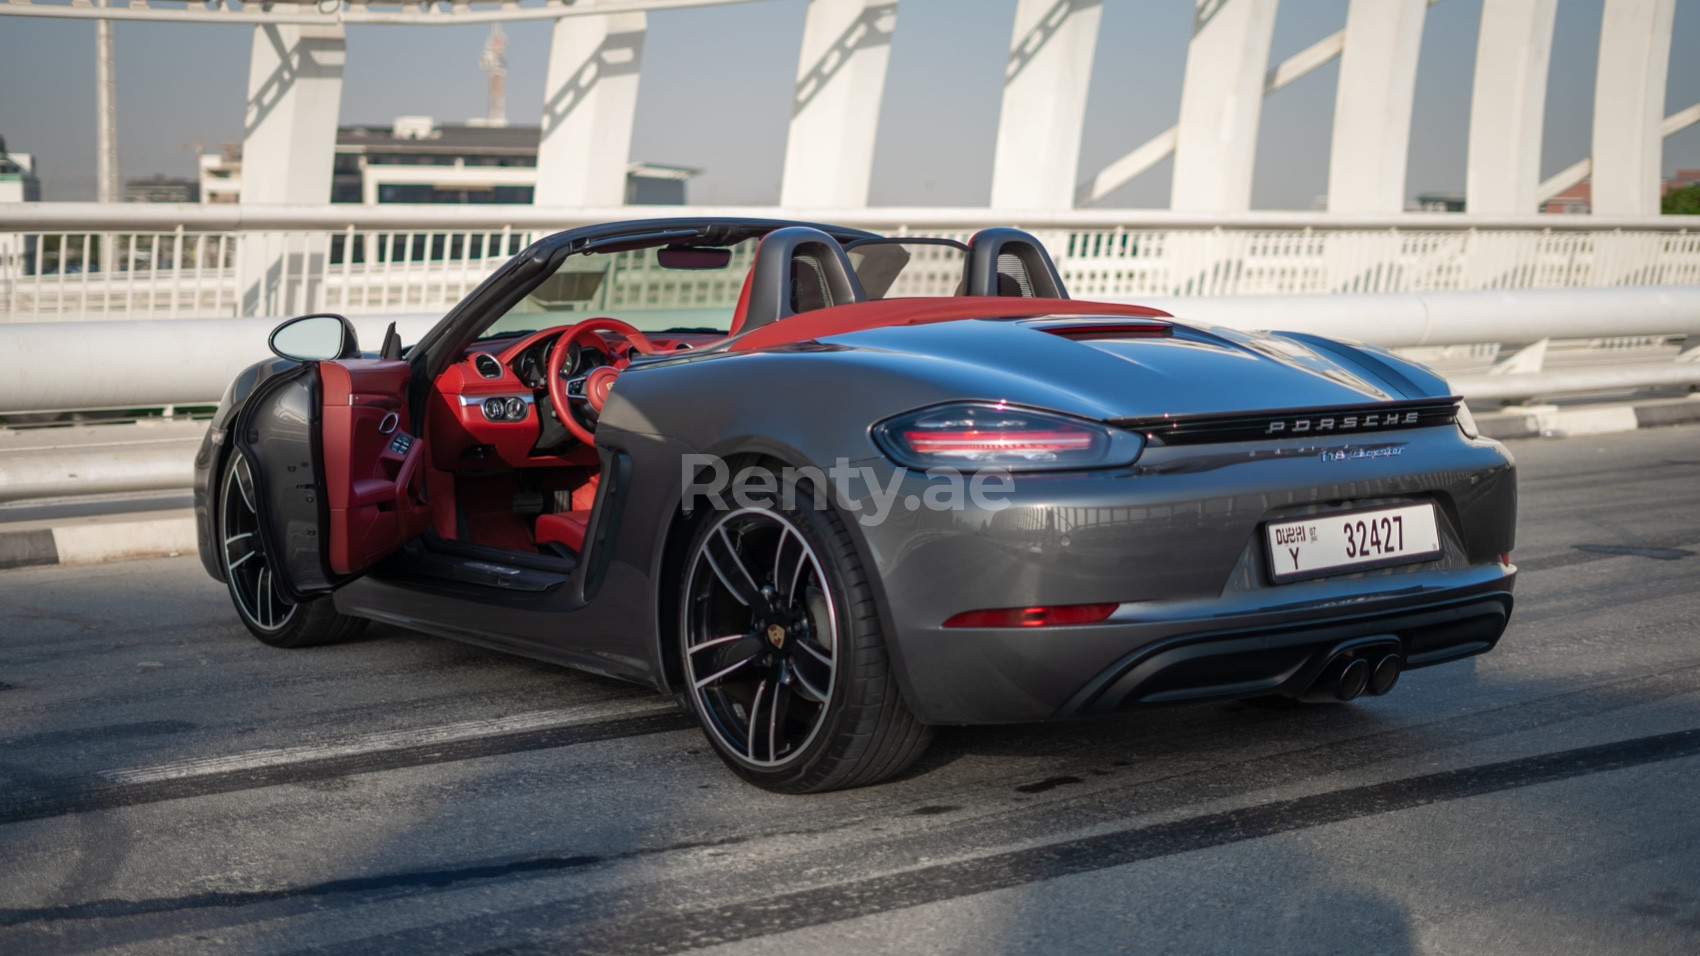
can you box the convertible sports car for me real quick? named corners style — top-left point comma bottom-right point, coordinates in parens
top-left (196, 218), bottom-right (1517, 793)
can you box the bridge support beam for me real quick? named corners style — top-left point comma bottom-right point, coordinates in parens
top-left (780, 0), bottom-right (899, 209)
top-left (239, 24), bottom-right (344, 315)
top-left (990, 0), bottom-right (1103, 210)
top-left (535, 12), bottom-right (648, 207)
top-left (241, 25), bottom-right (344, 205)
top-left (1591, 0), bottom-right (1676, 215)
top-left (1326, 0), bottom-right (1428, 214)
top-left (1466, 0), bottom-right (1559, 215)
top-left (1171, 0), bottom-right (1279, 213)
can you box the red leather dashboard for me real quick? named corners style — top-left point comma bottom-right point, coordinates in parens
top-left (427, 324), bottom-right (720, 471)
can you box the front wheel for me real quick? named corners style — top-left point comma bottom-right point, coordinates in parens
top-left (218, 453), bottom-right (365, 648)
top-left (679, 470), bottom-right (930, 793)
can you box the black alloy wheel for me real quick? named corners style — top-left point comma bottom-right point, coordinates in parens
top-left (218, 453), bottom-right (364, 648)
top-left (680, 468), bottom-right (930, 792)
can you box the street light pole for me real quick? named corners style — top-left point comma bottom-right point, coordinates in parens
top-left (95, 1), bottom-right (118, 276)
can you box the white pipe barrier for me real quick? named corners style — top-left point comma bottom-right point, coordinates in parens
top-left (1128, 286), bottom-right (1700, 348)
top-left (0, 286), bottom-right (1696, 414)
top-left (0, 315), bottom-right (439, 413)
top-left (1448, 363), bottom-right (1700, 404)
top-left (0, 443), bottom-right (195, 503)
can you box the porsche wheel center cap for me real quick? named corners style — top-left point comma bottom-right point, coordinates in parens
top-left (766, 624), bottom-right (787, 649)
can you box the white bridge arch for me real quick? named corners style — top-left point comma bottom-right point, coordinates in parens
top-left (3, 0), bottom-right (1695, 216)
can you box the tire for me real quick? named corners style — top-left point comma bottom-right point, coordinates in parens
top-left (218, 452), bottom-right (366, 649)
top-left (678, 464), bottom-right (931, 793)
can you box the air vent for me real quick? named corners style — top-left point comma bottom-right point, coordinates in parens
top-left (1037, 322), bottom-right (1172, 341)
top-left (472, 352), bottom-right (503, 379)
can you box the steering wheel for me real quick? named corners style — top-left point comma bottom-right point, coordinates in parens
top-left (546, 317), bottom-right (657, 446)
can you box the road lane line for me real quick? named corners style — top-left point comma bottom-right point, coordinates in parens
top-left (7, 727), bottom-right (1697, 936)
top-left (103, 699), bottom-right (677, 785)
top-left (0, 703), bottom-right (695, 827)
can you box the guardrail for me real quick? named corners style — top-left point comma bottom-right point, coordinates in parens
top-left (4, 203), bottom-right (1699, 321)
top-left (1, 286), bottom-right (1696, 416)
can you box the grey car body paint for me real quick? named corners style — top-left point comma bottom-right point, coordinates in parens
top-left (195, 219), bottom-right (1516, 726)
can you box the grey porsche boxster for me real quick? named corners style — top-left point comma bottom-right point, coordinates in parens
top-left (195, 218), bottom-right (1517, 792)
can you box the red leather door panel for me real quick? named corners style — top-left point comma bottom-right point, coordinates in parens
top-left (321, 360), bottom-right (431, 575)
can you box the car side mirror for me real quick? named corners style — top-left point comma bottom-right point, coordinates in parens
top-left (269, 313), bottom-right (357, 363)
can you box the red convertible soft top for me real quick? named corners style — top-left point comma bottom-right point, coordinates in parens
top-left (726, 296), bottom-right (1174, 353)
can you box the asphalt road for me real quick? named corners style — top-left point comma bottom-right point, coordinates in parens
top-left (2, 425), bottom-right (1698, 955)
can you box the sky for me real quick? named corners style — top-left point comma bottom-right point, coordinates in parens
top-left (2, 0), bottom-right (1698, 207)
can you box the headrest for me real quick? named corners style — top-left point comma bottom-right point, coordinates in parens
top-left (961, 227), bottom-right (1068, 299)
top-left (736, 227), bottom-right (867, 335)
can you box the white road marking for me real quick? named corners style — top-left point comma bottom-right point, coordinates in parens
top-left (101, 699), bottom-right (679, 785)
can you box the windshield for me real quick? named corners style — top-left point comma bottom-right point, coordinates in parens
top-left (479, 237), bottom-right (761, 340)
top-left (474, 233), bottom-right (974, 342)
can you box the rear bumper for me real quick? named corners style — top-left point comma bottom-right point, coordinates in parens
top-left (844, 427), bottom-right (1518, 725)
top-left (883, 565), bottom-right (1514, 724)
top-left (1058, 588), bottom-right (1511, 717)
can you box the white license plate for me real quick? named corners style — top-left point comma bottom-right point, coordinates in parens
top-left (1265, 503), bottom-right (1441, 582)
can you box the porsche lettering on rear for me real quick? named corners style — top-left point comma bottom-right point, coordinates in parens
top-left (1265, 410), bottom-right (1423, 435)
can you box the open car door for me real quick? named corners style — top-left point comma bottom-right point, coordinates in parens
top-left (317, 358), bottom-right (432, 576)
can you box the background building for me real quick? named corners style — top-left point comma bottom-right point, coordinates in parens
top-left (123, 174), bottom-right (198, 203)
top-left (0, 140), bottom-right (41, 203)
top-left (1539, 171), bottom-right (1700, 215)
top-left (199, 116), bottom-right (696, 206)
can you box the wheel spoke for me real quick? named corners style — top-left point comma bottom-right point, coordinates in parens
top-left (234, 458), bottom-right (258, 514)
top-left (688, 633), bottom-right (754, 657)
top-left (692, 641), bottom-right (763, 690)
top-left (228, 549), bottom-right (257, 570)
top-left (775, 526), bottom-right (813, 604)
top-left (701, 528), bottom-right (763, 606)
top-left (767, 680), bottom-right (791, 763)
top-left (789, 646), bottom-right (831, 703)
top-left (747, 680), bottom-right (767, 758)
top-left (718, 526), bottom-right (763, 594)
top-left (796, 638), bottom-right (832, 666)
top-left (257, 567), bottom-right (272, 628)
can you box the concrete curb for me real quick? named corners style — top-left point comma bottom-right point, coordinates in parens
top-left (0, 514), bottom-right (196, 571)
top-left (1477, 396), bottom-right (1700, 441)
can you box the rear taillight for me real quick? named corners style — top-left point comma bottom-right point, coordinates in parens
top-left (942, 603), bottom-right (1119, 628)
top-left (873, 402), bottom-right (1143, 472)
top-left (1456, 401), bottom-right (1480, 439)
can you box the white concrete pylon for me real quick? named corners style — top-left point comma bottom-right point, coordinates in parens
top-left (239, 24), bottom-right (345, 315)
top-left (1170, 0), bottom-right (1280, 213)
top-left (990, 0), bottom-right (1104, 210)
top-left (241, 25), bottom-right (345, 205)
top-left (1326, 0), bottom-right (1428, 214)
top-left (1590, 0), bottom-right (1676, 216)
top-left (1466, 0), bottom-right (1559, 216)
top-left (779, 0), bottom-right (899, 210)
top-left (536, 13), bottom-right (648, 208)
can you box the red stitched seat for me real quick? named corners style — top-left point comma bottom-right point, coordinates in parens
top-left (535, 511), bottom-right (590, 553)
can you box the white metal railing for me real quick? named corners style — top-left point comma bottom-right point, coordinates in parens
top-left (3, 204), bottom-right (1699, 322)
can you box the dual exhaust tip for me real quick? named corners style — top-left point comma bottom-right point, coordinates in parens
top-left (1302, 649), bottom-right (1403, 703)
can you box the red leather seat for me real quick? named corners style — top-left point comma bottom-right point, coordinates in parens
top-left (727, 262), bottom-right (758, 336)
top-left (535, 511), bottom-right (590, 553)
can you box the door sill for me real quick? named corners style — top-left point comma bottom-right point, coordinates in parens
top-left (396, 537), bottom-right (575, 593)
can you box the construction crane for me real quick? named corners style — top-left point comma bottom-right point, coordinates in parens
top-left (478, 25), bottom-right (508, 128)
